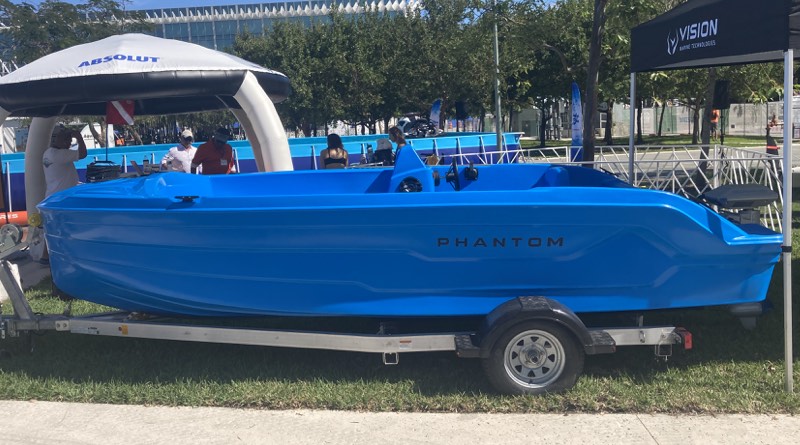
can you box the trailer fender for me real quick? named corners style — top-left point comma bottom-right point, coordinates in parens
top-left (470, 296), bottom-right (614, 359)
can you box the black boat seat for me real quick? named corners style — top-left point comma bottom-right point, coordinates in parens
top-left (700, 184), bottom-right (779, 209)
top-left (374, 149), bottom-right (393, 166)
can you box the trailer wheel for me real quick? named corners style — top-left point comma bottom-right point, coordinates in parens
top-left (482, 321), bottom-right (584, 395)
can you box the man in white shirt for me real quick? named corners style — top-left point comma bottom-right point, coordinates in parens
top-left (161, 129), bottom-right (197, 173)
top-left (42, 126), bottom-right (88, 198)
top-left (35, 126), bottom-right (88, 264)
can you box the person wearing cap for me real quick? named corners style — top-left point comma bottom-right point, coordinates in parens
top-left (161, 129), bottom-right (197, 173)
top-left (374, 137), bottom-right (394, 166)
top-left (42, 126), bottom-right (87, 198)
top-left (191, 127), bottom-right (235, 175)
top-left (37, 126), bottom-right (88, 263)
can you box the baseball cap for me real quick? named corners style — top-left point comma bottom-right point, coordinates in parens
top-left (376, 138), bottom-right (393, 151)
top-left (180, 129), bottom-right (193, 140)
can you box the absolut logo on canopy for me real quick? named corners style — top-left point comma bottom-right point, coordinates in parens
top-left (667, 18), bottom-right (718, 56)
top-left (78, 54), bottom-right (160, 68)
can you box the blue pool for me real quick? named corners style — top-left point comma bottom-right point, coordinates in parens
top-left (1, 132), bottom-right (522, 212)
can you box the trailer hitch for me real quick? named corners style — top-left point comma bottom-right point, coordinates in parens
top-left (382, 352), bottom-right (399, 365)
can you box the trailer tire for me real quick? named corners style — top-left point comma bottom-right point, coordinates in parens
top-left (482, 321), bottom-right (584, 395)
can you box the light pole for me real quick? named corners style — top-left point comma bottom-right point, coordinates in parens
top-left (492, 0), bottom-right (503, 153)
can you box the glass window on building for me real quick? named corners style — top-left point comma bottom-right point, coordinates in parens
top-left (167, 8), bottom-right (185, 18)
top-left (216, 36), bottom-right (235, 49)
top-left (164, 23), bottom-right (190, 40)
top-left (216, 20), bottom-right (238, 36)
top-left (242, 18), bottom-right (264, 35)
top-left (215, 20), bottom-right (238, 49)
top-left (190, 21), bottom-right (215, 48)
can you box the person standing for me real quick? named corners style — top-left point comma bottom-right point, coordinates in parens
top-left (769, 113), bottom-right (780, 130)
top-left (766, 114), bottom-right (781, 155)
top-left (36, 126), bottom-right (88, 263)
top-left (191, 127), bottom-right (235, 174)
top-left (161, 129), bottom-right (197, 173)
top-left (374, 138), bottom-right (394, 166)
top-left (388, 126), bottom-right (407, 157)
top-left (319, 133), bottom-right (349, 169)
top-left (710, 109), bottom-right (720, 141)
top-left (43, 126), bottom-right (88, 198)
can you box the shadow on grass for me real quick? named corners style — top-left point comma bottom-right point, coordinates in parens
top-left (0, 331), bottom-right (494, 396)
top-left (1, 288), bottom-right (794, 400)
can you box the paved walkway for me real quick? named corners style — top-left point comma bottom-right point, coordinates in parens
top-left (0, 401), bottom-right (798, 444)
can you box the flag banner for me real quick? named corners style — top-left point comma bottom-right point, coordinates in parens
top-left (429, 98), bottom-right (442, 128)
top-left (570, 82), bottom-right (583, 162)
top-left (106, 100), bottom-right (135, 125)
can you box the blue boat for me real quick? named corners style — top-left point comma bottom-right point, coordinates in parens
top-left (38, 148), bottom-right (782, 317)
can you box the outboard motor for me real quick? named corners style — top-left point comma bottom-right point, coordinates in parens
top-left (699, 183), bottom-right (780, 329)
top-left (699, 184), bottom-right (779, 226)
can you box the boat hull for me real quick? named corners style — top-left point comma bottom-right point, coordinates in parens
top-left (38, 163), bottom-right (782, 317)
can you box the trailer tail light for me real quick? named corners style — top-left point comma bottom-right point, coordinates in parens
top-left (675, 327), bottom-right (692, 350)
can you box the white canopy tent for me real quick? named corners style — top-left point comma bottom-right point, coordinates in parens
top-left (0, 33), bottom-right (295, 219)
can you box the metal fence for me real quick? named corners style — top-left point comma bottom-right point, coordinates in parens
top-left (5, 144), bottom-right (784, 231)
top-left (451, 144), bottom-right (784, 232)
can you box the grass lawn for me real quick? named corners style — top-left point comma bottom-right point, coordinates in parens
top-left (0, 207), bottom-right (798, 413)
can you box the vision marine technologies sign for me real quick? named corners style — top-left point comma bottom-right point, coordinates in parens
top-left (631, 2), bottom-right (791, 72)
top-left (666, 18), bottom-right (718, 56)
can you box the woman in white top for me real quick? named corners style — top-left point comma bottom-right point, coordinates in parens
top-left (161, 129), bottom-right (197, 173)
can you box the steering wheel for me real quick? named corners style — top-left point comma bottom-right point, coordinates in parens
top-left (446, 158), bottom-right (461, 191)
top-left (397, 177), bottom-right (423, 193)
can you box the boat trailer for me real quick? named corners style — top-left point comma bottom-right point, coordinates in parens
top-left (0, 231), bottom-right (691, 395)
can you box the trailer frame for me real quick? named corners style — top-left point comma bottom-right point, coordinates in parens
top-left (0, 238), bottom-right (691, 394)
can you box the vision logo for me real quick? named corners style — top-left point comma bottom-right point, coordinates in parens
top-left (666, 19), bottom-right (718, 56)
top-left (667, 30), bottom-right (678, 56)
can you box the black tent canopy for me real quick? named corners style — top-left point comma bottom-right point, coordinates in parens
top-left (630, 0), bottom-right (795, 392)
top-left (632, 0), bottom-right (800, 72)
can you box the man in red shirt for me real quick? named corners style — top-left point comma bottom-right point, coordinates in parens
top-left (191, 127), bottom-right (235, 174)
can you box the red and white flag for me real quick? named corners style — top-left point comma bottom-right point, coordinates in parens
top-left (106, 100), bottom-right (135, 125)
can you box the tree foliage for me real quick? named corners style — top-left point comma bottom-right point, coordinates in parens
top-left (0, 0), bottom-right (151, 64)
top-left (0, 0), bottom-right (154, 146)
